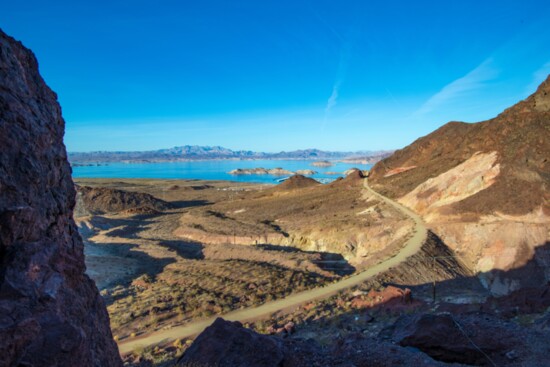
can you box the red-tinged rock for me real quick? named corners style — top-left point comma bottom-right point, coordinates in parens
top-left (0, 30), bottom-right (121, 366)
top-left (350, 286), bottom-right (422, 313)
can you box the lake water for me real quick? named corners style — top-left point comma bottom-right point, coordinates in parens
top-left (71, 160), bottom-right (372, 184)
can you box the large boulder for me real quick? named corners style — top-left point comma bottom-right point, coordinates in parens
top-left (177, 318), bottom-right (284, 367)
top-left (383, 313), bottom-right (519, 366)
top-left (178, 318), bottom-right (453, 367)
top-left (0, 29), bottom-right (121, 366)
top-left (482, 284), bottom-right (550, 317)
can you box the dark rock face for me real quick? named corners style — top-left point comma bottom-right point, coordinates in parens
top-left (388, 313), bottom-right (490, 365)
top-left (479, 284), bottom-right (550, 318)
top-left (383, 313), bottom-right (520, 366)
top-left (178, 318), bottom-right (452, 367)
top-left (0, 29), bottom-right (121, 366)
top-left (178, 318), bottom-right (284, 367)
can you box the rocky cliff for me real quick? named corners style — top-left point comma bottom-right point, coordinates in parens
top-left (370, 76), bottom-right (550, 294)
top-left (0, 30), bottom-right (121, 366)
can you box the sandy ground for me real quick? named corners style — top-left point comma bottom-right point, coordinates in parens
top-left (84, 241), bottom-right (141, 290)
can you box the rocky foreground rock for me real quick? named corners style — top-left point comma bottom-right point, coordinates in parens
top-left (382, 312), bottom-right (550, 366)
top-left (177, 318), bottom-right (453, 367)
top-left (177, 312), bottom-right (550, 367)
top-left (0, 29), bottom-right (121, 366)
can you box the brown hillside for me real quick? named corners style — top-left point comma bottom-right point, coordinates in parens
top-left (76, 185), bottom-right (172, 214)
top-left (274, 174), bottom-right (320, 191)
top-left (370, 75), bottom-right (550, 216)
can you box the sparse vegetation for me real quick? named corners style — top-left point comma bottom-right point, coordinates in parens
top-left (74, 177), bottom-right (414, 353)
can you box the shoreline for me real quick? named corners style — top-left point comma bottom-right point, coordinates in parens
top-left (70, 160), bottom-right (372, 184)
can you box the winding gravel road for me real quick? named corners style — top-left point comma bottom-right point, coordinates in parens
top-left (118, 179), bottom-right (427, 354)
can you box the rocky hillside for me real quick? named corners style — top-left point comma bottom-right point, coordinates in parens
top-left (177, 314), bottom-right (550, 367)
top-left (370, 76), bottom-right (550, 295)
top-left (0, 30), bottom-right (121, 366)
top-left (76, 185), bottom-right (172, 215)
top-left (370, 76), bottom-right (550, 216)
top-left (274, 174), bottom-right (320, 191)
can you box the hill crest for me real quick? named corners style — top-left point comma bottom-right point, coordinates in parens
top-left (370, 75), bottom-right (550, 216)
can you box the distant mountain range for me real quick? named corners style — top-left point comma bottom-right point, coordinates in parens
top-left (68, 146), bottom-right (393, 164)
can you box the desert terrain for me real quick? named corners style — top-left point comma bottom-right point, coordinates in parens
top-left (73, 174), bottom-right (443, 360)
top-left (75, 174), bottom-right (497, 366)
top-left (75, 179), bottom-right (333, 339)
top-left (74, 78), bottom-right (550, 366)
top-left (74, 174), bottom-right (422, 345)
top-left (75, 174), bottom-right (550, 367)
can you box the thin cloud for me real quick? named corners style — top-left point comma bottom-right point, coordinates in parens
top-left (323, 38), bottom-right (353, 126)
top-left (325, 80), bottom-right (341, 114)
top-left (415, 58), bottom-right (499, 116)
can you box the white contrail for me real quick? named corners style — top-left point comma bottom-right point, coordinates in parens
top-left (323, 39), bottom-right (353, 128)
top-left (325, 80), bottom-right (341, 115)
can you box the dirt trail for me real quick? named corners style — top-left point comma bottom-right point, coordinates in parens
top-left (118, 179), bottom-right (427, 354)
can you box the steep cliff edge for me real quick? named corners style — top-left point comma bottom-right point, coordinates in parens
top-left (0, 29), bottom-right (121, 366)
top-left (369, 76), bottom-right (550, 294)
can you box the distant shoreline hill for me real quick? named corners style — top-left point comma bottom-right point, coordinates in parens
top-left (69, 146), bottom-right (393, 164)
top-left (369, 75), bottom-right (550, 296)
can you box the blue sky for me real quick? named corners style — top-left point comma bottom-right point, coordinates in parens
top-left (2, 1), bottom-right (550, 152)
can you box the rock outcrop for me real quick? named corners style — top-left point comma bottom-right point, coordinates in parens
top-left (275, 174), bottom-right (320, 191)
top-left (76, 185), bottom-right (172, 215)
top-left (178, 318), bottom-right (453, 366)
top-left (349, 285), bottom-right (423, 313)
top-left (0, 30), bottom-right (121, 366)
top-left (382, 312), bottom-right (550, 366)
top-left (177, 318), bottom-right (284, 367)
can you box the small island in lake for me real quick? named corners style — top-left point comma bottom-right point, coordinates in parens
top-left (311, 160), bottom-right (333, 167)
top-left (228, 167), bottom-right (294, 175)
top-left (229, 168), bottom-right (319, 176)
